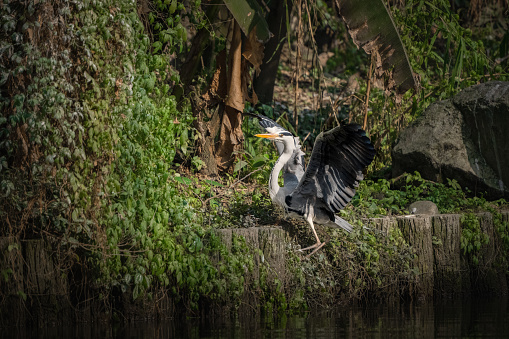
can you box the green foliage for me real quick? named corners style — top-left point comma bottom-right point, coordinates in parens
top-left (223, 0), bottom-right (271, 42)
top-left (147, 0), bottom-right (191, 54)
top-left (349, 171), bottom-right (498, 217)
top-left (493, 211), bottom-right (509, 253)
top-left (0, 0), bottom-right (256, 310)
top-left (460, 213), bottom-right (489, 266)
top-left (258, 263), bottom-right (290, 314)
top-left (1, 1), bottom-right (89, 235)
top-left (392, 0), bottom-right (507, 99)
top-left (459, 210), bottom-right (509, 271)
top-left (77, 0), bottom-right (256, 307)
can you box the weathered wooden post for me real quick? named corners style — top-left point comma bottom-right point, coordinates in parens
top-left (431, 214), bottom-right (462, 296)
top-left (23, 239), bottom-right (71, 326)
top-left (0, 237), bottom-right (25, 327)
top-left (397, 216), bottom-right (434, 301)
top-left (215, 227), bottom-right (289, 315)
top-left (470, 212), bottom-right (508, 295)
top-left (367, 217), bottom-right (397, 236)
top-left (233, 227), bottom-right (261, 314)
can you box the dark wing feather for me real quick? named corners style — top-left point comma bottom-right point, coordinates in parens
top-left (289, 124), bottom-right (375, 213)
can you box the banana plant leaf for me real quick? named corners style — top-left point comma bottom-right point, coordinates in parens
top-left (336, 0), bottom-right (418, 94)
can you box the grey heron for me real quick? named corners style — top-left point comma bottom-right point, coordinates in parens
top-left (245, 112), bottom-right (375, 257)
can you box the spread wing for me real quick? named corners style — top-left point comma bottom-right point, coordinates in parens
top-left (244, 112), bottom-right (306, 189)
top-left (289, 124), bottom-right (375, 213)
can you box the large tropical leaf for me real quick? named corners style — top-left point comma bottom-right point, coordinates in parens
top-left (223, 0), bottom-right (271, 42)
top-left (336, 0), bottom-right (418, 94)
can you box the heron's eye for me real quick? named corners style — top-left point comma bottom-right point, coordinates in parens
top-left (279, 133), bottom-right (284, 137)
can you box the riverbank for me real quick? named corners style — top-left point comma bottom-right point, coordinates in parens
top-left (1, 212), bottom-right (508, 328)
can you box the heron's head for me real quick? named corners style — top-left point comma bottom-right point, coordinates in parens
top-left (255, 131), bottom-right (294, 144)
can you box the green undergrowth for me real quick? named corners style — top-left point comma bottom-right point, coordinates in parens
top-left (0, 0), bottom-right (256, 312)
top-left (348, 171), bottom-right (508, 217)
top-left (286, 226), bottom-right (418, 309)
top-left (460, 213), bottom-right (489, 266)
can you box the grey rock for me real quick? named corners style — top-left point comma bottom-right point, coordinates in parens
top-left (393, 81), bottom-right (509, 199)
top-left (452, 81), bottom-right (509, 192)
top-left (409, 201), bottom-right (439, 215)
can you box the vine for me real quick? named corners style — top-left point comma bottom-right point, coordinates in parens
top-left (460, 213), bottom-right (489, 266)
top-left (0, 0), bottom-right (257, 312)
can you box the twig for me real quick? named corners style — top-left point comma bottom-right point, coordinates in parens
top-left (329, 96), bottom-right (341, 126)
top-left (293, 0), bottom-right (303, 134)
top-left (234, 167), bottom-right (263, 186)
top-left (259, 0), bottom-right (270, 13)
top-left (303, 0), bottom-right (325, 121)
top-left (302, 131), bottom-right (311, 144)
top-left (363, 57), bottom-right (373, 131)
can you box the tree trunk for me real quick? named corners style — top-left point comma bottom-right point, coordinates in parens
top-left (173, 0), bottom-right (221, 104)
top-left (253, 0), bottom-right (292, 103)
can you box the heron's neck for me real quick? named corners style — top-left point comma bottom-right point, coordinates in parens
top-left (269, 150), bottom-right (292, 200)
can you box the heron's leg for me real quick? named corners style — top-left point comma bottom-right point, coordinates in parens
top-left (298, 243), bottom-right (320, 251)
top-left (297, 217), bottom-right (325, 254)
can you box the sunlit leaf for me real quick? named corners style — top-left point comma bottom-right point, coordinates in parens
top-left (234, 160), bottom-right (248, 172)
top-left (174, 176), bottom-right (192, 185)
top-left (204, 179), bottom-right (223, 187)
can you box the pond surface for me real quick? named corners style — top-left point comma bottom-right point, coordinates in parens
top-left (5, 296), bottom-right (509, 338)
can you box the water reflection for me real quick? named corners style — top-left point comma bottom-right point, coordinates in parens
top-left (4, 296), bottom-right (508, 338)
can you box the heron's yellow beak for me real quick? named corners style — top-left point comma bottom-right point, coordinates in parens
top-left (255, 133), bottom-right (278, 139)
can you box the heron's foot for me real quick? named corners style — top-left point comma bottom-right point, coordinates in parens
top-left (297, 242), bottom-right (326, 258)
top-left (305, 242), bottom-right (326, 258)
top-left (298, 242), bottom-right (321, 252)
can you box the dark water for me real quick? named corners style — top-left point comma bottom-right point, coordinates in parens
top-left (4, 296), bottom-right (509, 338)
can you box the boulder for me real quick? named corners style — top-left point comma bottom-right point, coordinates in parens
top-left (392, 81), bottom-right (509, 199)
top-left (409, 201), bottom-right (439, 215)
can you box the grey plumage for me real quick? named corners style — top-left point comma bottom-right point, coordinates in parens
top-left (245, 112), bottom-right (375, 256)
